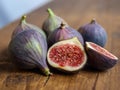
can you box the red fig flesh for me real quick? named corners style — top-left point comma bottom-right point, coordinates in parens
top-left (47, 37), bottom-right (87, 72)
top-left (86, 42), bottom-right (118, 70)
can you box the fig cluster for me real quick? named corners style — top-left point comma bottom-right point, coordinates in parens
top-left (8, 8), bottom-right (118, 76)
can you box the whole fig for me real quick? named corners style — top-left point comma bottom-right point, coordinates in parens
top-left (78, 19), bottom-right (107, 47)
top-left (85, 42), bottom-right (118, 70)
top-left (42, 8), bottom-right (68, 36)
top-left (12, 15), bottom-right (46, 39)
top-left (9, 30), bottom-right (52, 76)
top-left (48, 23), bottom-right (84, 47)
top-left (47, 37), bottom-right (87, 72)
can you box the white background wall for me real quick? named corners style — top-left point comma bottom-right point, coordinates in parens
top-left (0, 0), bottom-right (51, 29)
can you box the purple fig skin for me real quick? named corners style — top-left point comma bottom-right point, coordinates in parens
top-left (48, 23), bottom-right (84, 47)
top-left (9, 30), bottom-right (52, 76)
top-left (85, 42), bottom-right (118, 70)
top-left (12, 15), bottom-right (46, 39)
top-left (78, 19), bottom-right (107, 47)
top-left (42, 8), bottom-right (68, 36)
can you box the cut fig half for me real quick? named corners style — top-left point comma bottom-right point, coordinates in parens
top-left (86, 42), bottom-right (118, 70)
top-left (47, 37), bottom-right (87, 72)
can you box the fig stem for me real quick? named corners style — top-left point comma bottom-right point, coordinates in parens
top-left (20, 15), bottom-right (26, 24)
top-left (47, 8), bottom-right (55, 17)
top-left (60, 22), bottom-right (66, 29)
top-left (43, 68), bottom-right (53, 76)
top-left (90, 18), bottom-right (96, 24)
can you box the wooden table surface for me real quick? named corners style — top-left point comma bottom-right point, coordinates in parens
top-left (0, 0), bottom-right (120, 90)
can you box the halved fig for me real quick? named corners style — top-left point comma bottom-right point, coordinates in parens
top-left (47, 37), bottom-right (87, 72)
top-left (85, 42), bottom-right (118, 70)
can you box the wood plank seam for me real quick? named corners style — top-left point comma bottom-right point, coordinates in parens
top-left (43, 76), bottom-right (51, 87)
top-left (92, 73), bottom-right (99, 90)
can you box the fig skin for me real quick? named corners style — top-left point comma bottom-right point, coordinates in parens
top-left (78, 19), bottom-right (107, 47)
top-left (48, 23), bottom-right (84, 47)
top-left (9, 30), bottom-right (52, 76)
top-left (85, 42), bottom-right (118, 70)
top-left (42, 8), bottom-right (68, 36)
top-left (12, 15), bottom-right (46, 39)
top-left (47, 37), bottom-right (87, 73)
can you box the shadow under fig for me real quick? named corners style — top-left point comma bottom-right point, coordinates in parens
top-left (0, 48), bottom-right (17, 73)
top-left (0, 48), bottom-right (107, 75)
top-left (83, 63), bottom-right (108, 73)
top-left (48, 63), bottom-right (108, 75)
top-left (0, 48), bottom-right (46, 75)
top-left (48, 65), bottom-right (85, 76)
top-left (0, 61), bottom-right (46, 75)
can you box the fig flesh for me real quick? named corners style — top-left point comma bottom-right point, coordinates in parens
top-left (48, 23), bottom-right (84, 47)
top-left (12, 15), bottom-right (46, 39)
top-left (85, 42), bottom-right (118, 70)
top-left (9, 30), bottom-right (51, 76)
top-left (42, 8), bottom-right (68, 36)
top-left (47, 37), bottom-right (87, 72)
top-left (78, 19), bottom-right (107, 47)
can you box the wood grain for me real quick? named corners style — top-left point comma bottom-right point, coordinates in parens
top-left (0, 0), bottom-right (120, 90)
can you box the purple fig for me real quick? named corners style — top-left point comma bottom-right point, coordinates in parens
top-left (42, 8), bottom-right (68, 36)
top-left (85, 42), bottom-right (118, 70)
top-left (48, 23), bottom-right (84, 47)
top-left (78, 19), bottom-right (107, 47)
top-left (12, 15), bottom-right (46, 39)
top-left (47, 37), bottom-right (87, 72)
top-left (9, 30), bottom-right (52, 76)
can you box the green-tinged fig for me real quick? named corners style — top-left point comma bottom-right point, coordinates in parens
top-left (12, 15), bottom-right (46, 39)
top-left (47, 37), bottom-right (87, 72)
top-left (78, 18), bottom-right (107, 47)
top-left (85, 42), bottom-right (118, 70)
top-left (42, 8), bottom-right (68, 36)
top-left (48, 23), bottom-right (84, 47)
top-left (9, 30), bottom-right (52, 76)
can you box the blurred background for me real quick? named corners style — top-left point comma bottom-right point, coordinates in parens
top-left (0, 0), bottom-right (51, 29)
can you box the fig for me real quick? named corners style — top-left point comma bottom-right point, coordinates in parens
top-left (78, 19), bottom-right (107, 47)
top-left (47, 37), bottom-right (87, 72)
top-left (12, 15), bottom-right (46, 39)
top-left (48, 23), bottom-right (84, 47)
top-left (85, 42), bottom-right (118, 70)
top-left (9, 30), bottom-right (52, 76)
top-left (42, 8), bottom-right (68, 36)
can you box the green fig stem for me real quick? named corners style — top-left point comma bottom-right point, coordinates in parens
top-left (43, 68), bottom-right (53, 76)
top-left (90, 18), bottom-right (96, 24)
top-left (60, 22), bottom-right (66, 29)
top-left (20, 15), bottom-right (27, 24)
top-left (47, 8), bottom-right (55, 17)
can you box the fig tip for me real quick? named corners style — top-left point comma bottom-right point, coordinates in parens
top-left (47, 8), bottom-right (51, 11)
top-left (22, 15), bottom-right (26, 20)
top-left (60, 22), bottom-right (66, 29)
top-left (90, 18), bottom-right (96, 24)
top-left (43, 68), bottom-right (53, 76)
top-left (20, 15), bottom-right (27, 23)
top-left (47, 8), bottom-right (54, 16)
top-left (45, 71), bottom-right (53, 76)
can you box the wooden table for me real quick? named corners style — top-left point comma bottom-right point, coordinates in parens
top-left (0, 0), bottom-right (120, 90)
